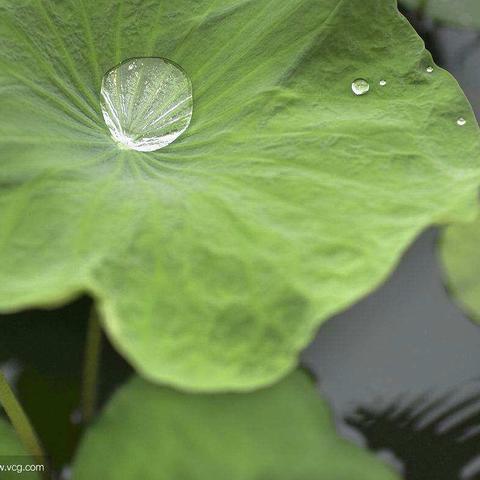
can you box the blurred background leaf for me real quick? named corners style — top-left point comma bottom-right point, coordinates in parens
top-left (73, 371), bottom-right (399, 480)
top-left (440, 217), bottom-right (480, 325)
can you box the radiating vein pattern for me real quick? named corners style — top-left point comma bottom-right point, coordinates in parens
top-left (100, 57), bottom-right (193, 152)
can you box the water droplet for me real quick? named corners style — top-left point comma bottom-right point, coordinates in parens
top-left (379, 80), bottom-right (387, 86)
top-left (457, 117), bottom-right (466, 126)
top-left (426, 66), bottom-right (434, 73)
top-left (352, 78), bottom-right (370, 96)
top-left (100, 57), bottom-right (193, 152)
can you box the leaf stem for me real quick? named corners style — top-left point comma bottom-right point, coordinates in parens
top-left (0, 370), bottom-right (45, 460)
top-left (81, 306), bottom-right (103, 424)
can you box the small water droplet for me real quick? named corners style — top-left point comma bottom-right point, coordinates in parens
top-left (352, 78), bottom-right (370, 96)
top-left (101, 57), bottom-right (193, 152)
top-left (426, 66), bottom-right (434, 73)
top-left (457, 117), bottom-right (466, 126)
top-left (379, 80), bottom-right (387, 86)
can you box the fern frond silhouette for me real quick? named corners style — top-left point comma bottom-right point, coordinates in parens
top-left (345, 389), bottom-right (480, 480)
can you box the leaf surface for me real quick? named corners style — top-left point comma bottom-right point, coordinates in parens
top-left (72, 371), bottom-right (399, 480)
top-left (0, 0), bottom-right (479, 390)
top-left (441, 215), bottom-right (480, 324)
top-left (401, 0), bottom-right (480, 29)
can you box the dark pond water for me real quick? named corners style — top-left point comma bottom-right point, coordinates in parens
top-left (0, 3), bottom-right (479, 479)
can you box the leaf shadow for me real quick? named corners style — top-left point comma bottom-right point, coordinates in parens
top-left (345, 387), bottom-right (480, 479)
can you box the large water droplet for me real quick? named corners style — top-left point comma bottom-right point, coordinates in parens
top-left (352, 78), bottom-right (370, 96)
top-left (100, 57), bottom-right (193, 152)
top-left (457, 117), bottom-right (466, 126)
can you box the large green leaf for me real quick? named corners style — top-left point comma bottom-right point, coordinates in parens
top-left (440, 215), bottom-right (480, 323)
top-left (0, 0), bottom-right (479, 391)
top-left (401, 0), bottom-right (480, 29)
top-left (0, 418), bottom-right (41, 479)
top-left (72, 371), bottom-right (399, 480)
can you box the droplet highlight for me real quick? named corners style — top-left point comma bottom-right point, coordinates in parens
top-left (426, 66), bottom-right (434, 73)
top-left (352, 78), bottom-right (370, 96)
top-left (457, 117), bottom-right (466, 126)
top-left (379, 80), bottom-right (387, 86)
top-left (100, 57), bottom-right (193, 152)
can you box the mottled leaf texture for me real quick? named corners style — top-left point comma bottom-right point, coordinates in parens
top-left (441, 216), bottom-right (480, 324)
top-left (0, 419), bottom-right (40, 479)
top-left (401, 0), bottom-right (480, 29)
top-left (0, 0), bottom-right (479, 391)
top-left (72, 372), bottom-right (399, 480)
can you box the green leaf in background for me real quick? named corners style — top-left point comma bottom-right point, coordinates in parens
top-left (440, 215), bottom-right (480, 324)
top-left (0, 418), bottom-right (41, 479)
top-left (72, 371), bottom-right (399, 480)
top-left (401, 0), bottom-right (480, 29)
top-left (0, 0), bottom-right (479, 391)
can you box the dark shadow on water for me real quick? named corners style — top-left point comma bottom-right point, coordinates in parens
top-left (346, 388), bottom-right (480, 479)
